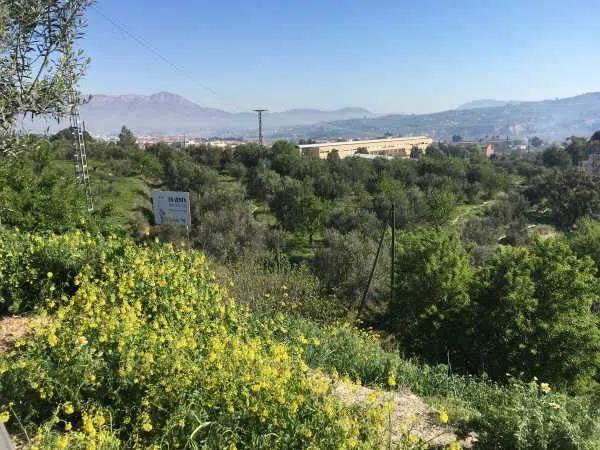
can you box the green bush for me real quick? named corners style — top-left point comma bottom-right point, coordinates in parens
top-left (389, 228), bottom-right (474, 364)
top-left (0, 230), bottom-right (125, 315)
top-left (0, 144), bottom-right (88, 233)
top-left (0, 234), bottom-right (383, 449)
top-left (216, 251), bottom-right (346, 324)
top-left (473, 239), bottom-right (600, 391)
top-left (283, 318), bottom-right (600, 449)
top-left (569, 217), bottom-right (600, 272)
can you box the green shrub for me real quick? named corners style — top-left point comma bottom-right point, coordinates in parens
top-left (389, 228), bottom-right (474, 364)
top-left (0, 145), bottom-right (88, 233)
top-left (0, 235), bottom-right (383, 448)
top-left (569, 217), bottom-right (600, 271)
top-left (472, 239), bottom-right (600, 391)
top-left (282, 318), bottom-right (600, 450)
top-left (0, 230), bottom-right (125, 315)
top-left (216, 251), bottom-right (346, 324)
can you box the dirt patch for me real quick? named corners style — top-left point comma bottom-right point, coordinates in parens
top-left (0, 316), bottom-right (35, 353)
top-left (332, 379), bottom-right (477, 448)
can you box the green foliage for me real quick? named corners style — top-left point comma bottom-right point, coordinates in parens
top-left (526, 169), bottom-right (600, 229)
top-left (217, 251), bottom-right (346, 323)
top-left (285, 318), bottom-right (600, 450)
top-left (389, 227), bottom-right (600, 393)
top-left (540, 146), bottom-right (572, 169)
top-left (117, 125), bottom-right (137, 148)
top-left (0, 143), bottom-right (100, 233)
top-left (529, 136), bottom-right (543, 148)
top-left (0, 233), bottom-right (383, 448)
top-left (389, 228), bottom-right (474, 363)
top-left (0, 229), bottom-right (126, 315)
top-left (564, 137), bottom-right (590, 166)
top-left (0, 0), bottom-right (92, 135)
top-left (312, 230), bottom-right (389, 308)
top-left (49, 127), bottom-right (95, 144)
top-left (569, 217), bottom-right (600, 271)
top-left (473, 240), bottom-right (600, 390)
top-left (270, 180), bottom-right (328, 243)
top-left (466, 378), bottom-right (600, 450)
top-left (190, 188), bottom-right (269, 261)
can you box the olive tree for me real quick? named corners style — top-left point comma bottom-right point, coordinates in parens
top-left (0, 0), bottom-right (92, 139)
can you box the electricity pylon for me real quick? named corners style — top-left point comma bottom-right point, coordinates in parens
top-left (253, 109), bottom-right (267, 146)
top-left (69, 93), bottom-right (94, 212)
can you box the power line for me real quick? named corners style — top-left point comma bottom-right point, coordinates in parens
top-left (91, 6), bottom-right (223, 100)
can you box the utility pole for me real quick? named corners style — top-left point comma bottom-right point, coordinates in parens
top-left (391, 204), bottom-right (396, 303)
top-left (253, 109), bottom-right (267, 146)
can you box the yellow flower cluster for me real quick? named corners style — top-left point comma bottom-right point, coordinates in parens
top-left (2, 234), bottom-right (385, 448)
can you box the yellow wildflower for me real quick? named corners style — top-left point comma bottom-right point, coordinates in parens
top-left (83, 416), bottom-right (96, 436)
top-left (142, 421), bottom-right (153, 432)
top-left (387, 373), bottom-right (396, 388)
top-left (0, 411), bottom-right (9, 423)
top-left (56, 437), bottom-right (69, 450)
top-left (439, 408), bottom-right (449, 425)
top-left (47, 333), bottom-right (58, 347)
top-left (64, 402), bottom-right (74, 415)
top-left (541, 383), bottom-right (551, 394)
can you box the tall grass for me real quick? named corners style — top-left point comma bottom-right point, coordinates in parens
top-left (281, 317), bottom-right (600, 450)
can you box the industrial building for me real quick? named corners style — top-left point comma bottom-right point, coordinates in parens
top-left (298, 136), bottom-right (433, 159)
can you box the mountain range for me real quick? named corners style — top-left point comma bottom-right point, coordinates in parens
top-left (456, 99), bottom-right (521, 110)
top-left (20, 91), bottom-right (600, 141)
top-left (21, 92), bottom-right (373, 137)
top-left (276, 92), bottom-right (600, 141)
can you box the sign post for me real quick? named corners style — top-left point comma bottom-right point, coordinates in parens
top-left (152, 191), bottom-right (192, 229)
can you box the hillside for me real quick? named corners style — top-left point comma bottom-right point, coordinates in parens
top-left (2, 137), bottom-right (600, 448)
top-left (20, 92), bottom-right (374, 137)
top-left (274, 92), bottom-right (600, 141)
top-left (456, 99), bottom-right (520, 110)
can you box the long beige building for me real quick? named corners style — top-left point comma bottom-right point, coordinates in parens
top-left (298, 136), bottom-right (433, 159)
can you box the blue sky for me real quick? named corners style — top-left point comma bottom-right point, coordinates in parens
top-left (80, 0), bottom-right (600, 114)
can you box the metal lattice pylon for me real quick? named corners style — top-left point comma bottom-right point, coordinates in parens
top-left (69, 94), bottom-right (94, 212)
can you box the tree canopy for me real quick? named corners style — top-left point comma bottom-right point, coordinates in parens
top-left (0, 0), bottom-right (92, 138)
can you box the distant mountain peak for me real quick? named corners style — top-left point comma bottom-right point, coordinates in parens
top-left (58, 92), bottom-right (377, 136)
top-left (148, 91), bottom-right (193, 103)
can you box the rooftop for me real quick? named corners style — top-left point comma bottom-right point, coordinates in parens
top-left (297, 136), bottom-right (431, 149)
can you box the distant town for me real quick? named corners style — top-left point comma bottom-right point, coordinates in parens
top-left (94, 132), bottom-right (535, 159)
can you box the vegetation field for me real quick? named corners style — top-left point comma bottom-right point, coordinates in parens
top-left (1, 131), bottom-right (600, 449)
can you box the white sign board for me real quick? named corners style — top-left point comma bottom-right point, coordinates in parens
top-left (152, 191), bottom-right (191, 228)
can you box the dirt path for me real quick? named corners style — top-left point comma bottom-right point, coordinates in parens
top-left (332, 379), bottom-right (477, 449)
top-left (0, 316), bottom-right (33, 353)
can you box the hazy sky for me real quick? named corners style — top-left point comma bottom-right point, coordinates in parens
top-left (80, 0), bottom-right (600, 114)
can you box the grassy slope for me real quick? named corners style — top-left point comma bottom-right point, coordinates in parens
top-left (54, 159), bottom-right (154, 230)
